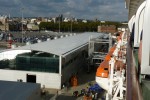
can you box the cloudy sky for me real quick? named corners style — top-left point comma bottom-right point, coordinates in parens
top-left (0, 0), bottom-right (128, 21)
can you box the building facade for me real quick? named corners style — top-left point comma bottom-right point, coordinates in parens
top-left (98, 25), bottom-right (116, 33)
top-left (0, 32), bottom-right (102, 89)
top-left (0, 15), bottom-right (9, 31)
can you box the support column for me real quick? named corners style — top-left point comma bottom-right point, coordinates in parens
top-left (59, 56), bottom-right (62, 89)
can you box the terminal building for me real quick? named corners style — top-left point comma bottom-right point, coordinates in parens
top-left (0, 32), bottom-right (106, 89)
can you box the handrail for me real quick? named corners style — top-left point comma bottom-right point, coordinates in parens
top-left (126, 40), bottom-right (143, 100)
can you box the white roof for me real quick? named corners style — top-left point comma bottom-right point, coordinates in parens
top-left (12, 32), bottom-right (103, 57)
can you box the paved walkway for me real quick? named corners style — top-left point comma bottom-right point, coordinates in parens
top-left (41, 68), bottom-right (105, 100)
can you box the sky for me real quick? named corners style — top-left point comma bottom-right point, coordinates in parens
top-left (0, 0), bottom-right (128, 22)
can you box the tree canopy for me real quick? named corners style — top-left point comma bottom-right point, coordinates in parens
top-left (39, 21), bottom-right (122, 32)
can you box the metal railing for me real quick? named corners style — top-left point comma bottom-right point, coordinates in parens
top-left (126, 40), bottom-right (143, 100)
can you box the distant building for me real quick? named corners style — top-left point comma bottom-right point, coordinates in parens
top-left (52, 17), bottom-right (56, 23)
top-left (30, 19), bottom-right (36, 23)
top-left (55, 14), bottom-right (63, 23)
top-left (64, 17), bottom-right (70, 22)
top-left (9, 21), bottom-right (20, 31)
top-left (82, 19), bottom-right (87, 23)
top-left (117, 23), bottom-right (128, 32)
top-left (0, 15), bottom-right (9, 31)
top-left (97, 25), bottom-right (116, 33)
top-left (27, 23), bottom-right (39, 31)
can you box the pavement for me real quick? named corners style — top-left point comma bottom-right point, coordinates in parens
top-left (42, 68), bottom-right (106, 100)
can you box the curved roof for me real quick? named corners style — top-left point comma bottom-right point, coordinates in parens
top-left (11, 32), bottom-right (104, 57)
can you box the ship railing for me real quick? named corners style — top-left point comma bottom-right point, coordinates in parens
top-left (126, 39), bottom-right (143, 100)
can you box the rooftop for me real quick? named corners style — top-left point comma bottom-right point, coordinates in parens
top-left (10, 32), bottom-right (105, 57)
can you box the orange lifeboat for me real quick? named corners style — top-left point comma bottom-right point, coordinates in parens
top-left (105, 45), bottom-right (116, 61)
top-left (96, 60), bottom-right (109, 78)
top-left (96, 60), bottom-right (109, 90)
top-left (105, 50), bottom-right (114, 61)
top-left (109, 45), bottom-right (116, 52)
top-left (105, 54), bottom-right (111, 61)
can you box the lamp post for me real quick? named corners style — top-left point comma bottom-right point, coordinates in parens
top-left (59, 15), bottom-right (60, 33)
top-left (71, 16), bottom-right (72, 33)
top-left (21, 8), bottom-right (24, 44)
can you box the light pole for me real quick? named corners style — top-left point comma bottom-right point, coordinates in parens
top-left (21, 8), bottom-right (24, 44)
top-left (59, 15), bottom-right (60, 33)
top-left (71, 16), bottom-right (72, 33)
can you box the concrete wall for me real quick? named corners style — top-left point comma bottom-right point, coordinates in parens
top-left (61, 45), bottom-right (88, 86)
top-left (0, 69), bottom-right (61, 89)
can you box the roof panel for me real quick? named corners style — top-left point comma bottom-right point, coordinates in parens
top-left (13, 32), bottom-right (104, 56)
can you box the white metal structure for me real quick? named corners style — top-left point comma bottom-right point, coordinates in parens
top-left (107, 35), bottom-right (126, 100)
top-left (134, 1), bottom-right (146, 47)
top-left (88, 33), bottom-right (110, 66)
top-left (125, 0), bottom-right (145, 20)
top-left (128, 15), bottom-right (135, 33)
top-left (141, 0), bottom-right (150, 74)
top-left (96, 31), bottom-right (127, 100)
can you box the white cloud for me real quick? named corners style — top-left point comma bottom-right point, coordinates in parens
top-left (0, 0), bottom-right (127, 21)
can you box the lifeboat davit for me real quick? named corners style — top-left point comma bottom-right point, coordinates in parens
top-left (96, 60), bottom-right (109, 90)
top-left (114, 60), bottom-right (126, 71)
top-left (118, 51), bottom-right (126, 58)
top-left (116, 32), bottom-right (123, 41)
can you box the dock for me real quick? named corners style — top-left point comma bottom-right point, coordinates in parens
top-left (42, 69), bottom-right (105, 100)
